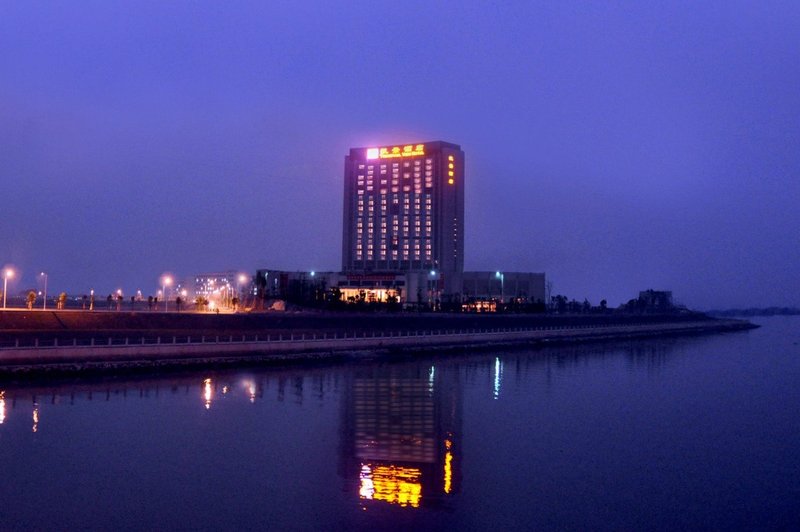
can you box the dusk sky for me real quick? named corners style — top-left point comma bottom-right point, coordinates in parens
top-left (1, 1), bottom-right (798, 309)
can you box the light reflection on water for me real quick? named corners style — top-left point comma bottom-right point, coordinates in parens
top-left (0, 317), bottom-right (797, 530)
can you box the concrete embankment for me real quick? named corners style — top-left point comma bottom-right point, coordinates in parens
top-left (0, 314), bottom-right (755, 372)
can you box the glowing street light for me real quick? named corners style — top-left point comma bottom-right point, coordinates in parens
top-left (162, 275), bottom-right (173, 312)
top-left (2, 268), bottom-right (14, 309)
top-left (495, 271), bottom-right (504, 304)
top-left (40, 272), bottom-right (48, 310)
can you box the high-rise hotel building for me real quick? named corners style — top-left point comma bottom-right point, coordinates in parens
top-left (342, 141), bottom-right (465, 276)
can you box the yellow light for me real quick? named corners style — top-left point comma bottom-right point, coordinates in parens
top-left (360, 464), bottom-right (422, 508)
top-left (444, 451), bottom-right (453, 494)
top-left (377, 144), bottom-right (425, 159)
top-left (448, 171), bottom-right (454, 177)
top-left (448, 163), bottom-right (454, 169)
top-left (448, 178), bottom-right (454, 185)
top-left (448, 155), bottom-right (454, 161)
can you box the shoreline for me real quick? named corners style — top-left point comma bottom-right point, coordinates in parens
top-left (0, 314), bottom-right (756, 374)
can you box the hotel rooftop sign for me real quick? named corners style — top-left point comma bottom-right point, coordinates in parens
top-left (366, 144), bottom-right (425, 160)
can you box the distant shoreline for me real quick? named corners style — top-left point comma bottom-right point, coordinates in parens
top-left (706, 308), bottom-right (800, 318)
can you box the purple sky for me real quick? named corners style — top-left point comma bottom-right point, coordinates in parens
top-left (1, 2), bottom-right (799, 309)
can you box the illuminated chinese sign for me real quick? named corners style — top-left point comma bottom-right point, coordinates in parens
top-left (366, 144), bottom-right (425, 160)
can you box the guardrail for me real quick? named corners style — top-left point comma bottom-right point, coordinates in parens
top-left (0, 322), bottom-right (717, 351)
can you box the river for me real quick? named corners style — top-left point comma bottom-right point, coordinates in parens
top-left (0, 316), bottom-right (797, 530)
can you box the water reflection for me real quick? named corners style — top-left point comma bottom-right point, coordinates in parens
top-left (340, 363), bottom-right (462, 509)
top-left (0, 335), bottom-right (724, 527)
top-left (493, 356), bottom-right (503, 399)
top-left (203, 378), bottom-right (213, 409)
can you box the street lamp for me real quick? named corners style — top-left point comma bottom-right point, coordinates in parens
top-left (162, 275), bottom-right (172, 312)
top-left (428, 270), bottom-right (437, 310)
top-left (237, 274), bottom-right (248, 305)
top-left (40, 272), bottom-right (48, 310)
top-left (495, 271), bottom-right (504, 304)
top-left (2, 268), bottom-right (13, 309)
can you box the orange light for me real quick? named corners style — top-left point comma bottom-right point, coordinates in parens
top-left (448, 163), bottom-right (454, 169)
top-left (444, 452), bottom-right (453, 494)
top-left (448, 155), bottom-right (454, 161)
top-left (448, 178), bottom-right (454, 185)
top-left (376, 144), bottom-right (425, 159)
top-left (448, 171), bottom-right (454, 177)
top-left (360, 464), bottom-right (423, 508)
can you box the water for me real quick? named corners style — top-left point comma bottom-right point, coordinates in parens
top-left (0, 317), bottom-right (798, 530)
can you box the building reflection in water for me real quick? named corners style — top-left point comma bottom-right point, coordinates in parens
top-left (0, 391), bottom-right (5, 424)
top-left (32, 402), bottom-right (39, 433)
top-left (340, 363), bottom-right (462, 509)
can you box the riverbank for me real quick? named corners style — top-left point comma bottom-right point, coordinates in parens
top-left (0, 310), bottom-right (756, 373)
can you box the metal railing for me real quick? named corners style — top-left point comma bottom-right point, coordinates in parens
top-left (0, 322), bottom-right (712, 351)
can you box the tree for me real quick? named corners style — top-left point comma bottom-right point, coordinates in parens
top-left (130, 296), bottom-right (136, 310)
top-left (26, 290), bottom-right (36, 309)
top-left (176, 296), bottom-right (183, 312)
top-left (147, 295), bottom-right (154, 311)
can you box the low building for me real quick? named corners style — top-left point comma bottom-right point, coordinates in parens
top-left (254, 268), bottom-right (545, 310)
top-left (462, 271), bottom-right (545, 304)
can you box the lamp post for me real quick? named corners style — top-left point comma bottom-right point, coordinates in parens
top-left (237, 274), bottom-right (248, 306)
top-left (428, 270), bottom-right (437, 310)
top-left (2, 269), bottom-right (13, 309)
top-left (162, 276), bottom-right (172, 312)
top-left (40, 272), bottom-right (48, 310)
top-left (495, 271), bottom-right (504, 305)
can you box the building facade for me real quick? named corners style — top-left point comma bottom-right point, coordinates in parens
top-left (342, 141), bottom-right (465, 282)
